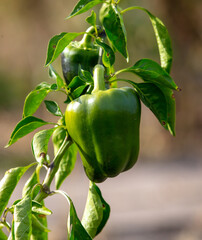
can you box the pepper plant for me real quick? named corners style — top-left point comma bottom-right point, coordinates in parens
top-left (1, 0), bottom-right (179, 239)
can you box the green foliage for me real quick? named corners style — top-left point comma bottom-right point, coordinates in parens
top-left (1, 0), bottom-right (179, 239)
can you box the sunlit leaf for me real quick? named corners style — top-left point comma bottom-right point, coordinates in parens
top-left (45, 32), bottom-right (84, 66)
top-left (6, 116), bottom-right (52, 147)
top-left (0, 164), bottom-right (35, 217)
top-left (14, 195), bottom-right (32, 240)
top-left (82, 182), bottom-right (110, 238)
top-left (67, 0), bottom-right (104, 19)
top-left (116, 59), bottom-right (178, 90)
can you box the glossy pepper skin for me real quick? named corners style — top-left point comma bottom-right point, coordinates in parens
top-left (65, 65), bottom-right (141, 183)
top-left (61, 26), bottom-right (100, 84)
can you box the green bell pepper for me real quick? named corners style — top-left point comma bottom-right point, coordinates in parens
top-left (61, 26), bottom-right (100, 84)
top-left (65, 64), bottom-right (141, 182)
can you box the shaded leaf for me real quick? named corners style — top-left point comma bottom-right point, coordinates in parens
top-left (49, 64), bottom-right (65, 90)
top-left (44, 100), bottom-right (63, 117)
top-left (99, 3), bottom-right (128, 60)
top-left (160, 87), bottom-right (176, 136)
top-left (67, 0), bottom-right (103, 19)
top-left (6, 116), bottom-right (51, 147)
top-left (96, 39), bottom-right (115, 67)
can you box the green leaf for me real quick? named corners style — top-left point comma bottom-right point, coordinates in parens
top-left (32, 128), bottom-right (55, 164)
top-left (31, 202), bottom-right (48, 240)
top-left (0, 229), bottom-right (7, 240)
top-left (72, 85), bottom-right (88, 99)
top-left (14, 195), bottom-right (32, 240)
top-left (49, 64), bottom-right (65, 90)
top-left (23, 88), bottom-right (51, 118)
top-left (22, 171), bottom-right (39, 199)
top-left (44, 100), bottom-right (63, 117)
top-left (45, 32), bottom-right (84, 66)
top-left (55, 143), bottom-right (77, 189)
top-left (32, 214), bottom-right (50, 233)
top-left (99, 3), bottom-right (128, 60)
top-left (113, 79), bottom-right (175, 135)
top-left (122, 6), bottom-right (172, 73)
top-left (86, 10), bottom-right (97, 27)
top-left (78, 68), bottom-right (94, 84)
top-left (67, 198), bottom-right (92, 239)
top-left (82, 182), bottom-right (110, 238)
top-left (32, 201), bottom-right (52, 216)
top-left (67, 0), bottom-right (104, 19)
top-left (52, 126), bottom-right (77, 189)
top-left (6, 116), bottom-right (52, 147)
top-left (0, 164), bottom-right (35, 217)
top-left (117, 59), bottom-right (178, 90)
top-left (96, 39), bottom-right (115, 67)
top-left (35, 82), bottom-right (52, 90)
top-left (160, 87), bottom-right (176, 136)
top-left (54, 190), bottom-right (92, 239)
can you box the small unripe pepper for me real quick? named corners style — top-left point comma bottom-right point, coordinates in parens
top-left (61, 26), bottom-right (100, 84)
top-left (65, 64), bottom-right (141, 183)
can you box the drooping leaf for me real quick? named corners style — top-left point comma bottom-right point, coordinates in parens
top-left (116, 59), bottom-right (178, 90)
top-left (99, 3), bottom-right (128, 60)
top-left (113, 79), bottom-right (175, 134)
top-left (45, 32), bottom-right (84, 66)
top-left (31, 214), bottom-right (50, 233)
top-left (0, 164), bottom-right (35, 217)
top-left (52, 126), bottom-right (77, 189)
top-left (96, 39), bottom-right (115, 67)
top-left (6, 116), bottom-right (52, 147)
top-left (13, 195), bottom-right (32, 240)
top-left (67, 0), bottom-right (104, 19)
top-left (23, 88), bottom-right (51, 118)
top-left (49, 64), bottom-right (65, 90)
top-left (82, 182), bottom-right (110, 238)
top-left (22, 171), bottom-right (39, 198)
top-left (86, 10), bottom-right (97, 27)
top-left (160, 87), bottom-right (176, 136)
top-left (31, 202), bottom-right (48, 240)
top-left (55, 143), bottom-right (77, 189)
top-left (54, 190), bottom-right (92, 239)
top-left (31, 201), bottom-right (52, 216)
top-left (32, 128), bottom-right (55, 164)
top-left (122, 6), bottom-right (172, 73)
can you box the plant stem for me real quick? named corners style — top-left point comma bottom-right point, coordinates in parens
top-left (34, 137), bottom-right (73, 202)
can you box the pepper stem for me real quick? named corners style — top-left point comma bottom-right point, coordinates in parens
top-left (80, 26), bottom-right (96, 48)
top-left (92, 64), bottom-right (105, 93)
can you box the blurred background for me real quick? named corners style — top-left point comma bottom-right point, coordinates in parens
top-left (0, 0), bottom-right (202, 239)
